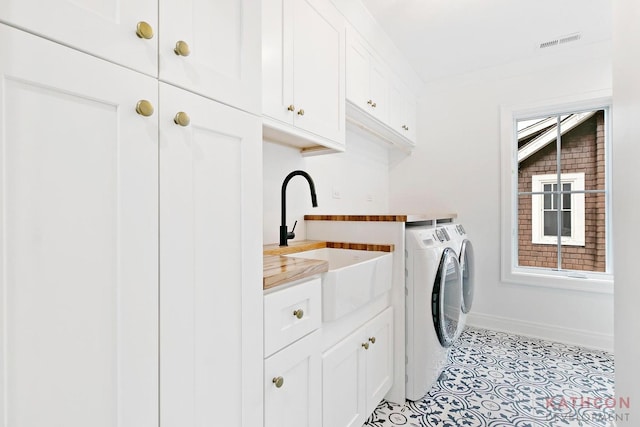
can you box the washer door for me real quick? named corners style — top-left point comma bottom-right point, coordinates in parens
top-left (432, 247), bottom-right (462, 347)
top-left (459, 239), bottom-right (475, 314)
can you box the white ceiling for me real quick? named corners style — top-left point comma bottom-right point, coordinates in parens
top-left (360, 0), bottom-right (612, 83)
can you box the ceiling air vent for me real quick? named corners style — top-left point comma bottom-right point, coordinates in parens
top-left (539, 32), bottom-right (582, 50)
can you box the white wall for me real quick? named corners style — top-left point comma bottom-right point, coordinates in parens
top-left (263, 129), bottom-right (389, 244)
top-left (612, 0), bottom-right (640, 417)
top-left (389, 41), bottom-right (614, 350)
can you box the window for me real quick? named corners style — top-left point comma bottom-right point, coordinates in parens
top-left (500, 94), bottom-right (612, 292)
top-left (531, 173), bottom-right (585, 246)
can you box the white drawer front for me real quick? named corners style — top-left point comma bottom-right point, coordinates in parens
top-left (264, 278), bottom-right (321, 357)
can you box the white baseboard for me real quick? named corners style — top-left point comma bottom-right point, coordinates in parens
top-left (466, 312), bottom-right (614, 353)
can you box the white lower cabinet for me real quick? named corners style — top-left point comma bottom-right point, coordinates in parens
top-left (264, 277), bottom-right (322, 427)
top-left (265, 330), bottom-right (322, 427)
top-left (322, 307), bottom-right (394, 427)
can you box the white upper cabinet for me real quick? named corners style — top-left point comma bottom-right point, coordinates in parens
top-left (345, 26), bottom-right (417, 151)
top-left (0, 0), bottom-right (158, 77)
top-left (388, 76), bottom-right (417, 144)
top-left (263, 0), bottom-right (346, 152)
top-left (0, 24), bottom-right (158, 427)
top-left (346, 30), bottom-right (389, 124)
top-left (159, 0), bottom-right (261, 114)
top-left (159, 82), bottom-right (262, 427)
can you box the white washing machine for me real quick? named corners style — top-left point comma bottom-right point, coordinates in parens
top-left (405, 225), bottom-right (463, 401)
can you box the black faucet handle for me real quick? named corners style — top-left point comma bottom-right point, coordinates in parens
top-left (287, 220), bottom-right (297, 240)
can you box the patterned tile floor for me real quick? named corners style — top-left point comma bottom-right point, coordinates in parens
top-left (364, 327), bottom-right (616, 427)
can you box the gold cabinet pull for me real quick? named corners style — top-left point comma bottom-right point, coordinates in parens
top-left (136, 21), bottom-right (154, 39)
top-left (272, 376), bottom-right (284, 388)
top-left (174, 40), bottom-right (191, 56)
top-left (369, 337), bottom-right (376, 344)
top-left (287, 105), bottom-right (295, 112)
top-left (362, 342), bottom-right (369, 350)
top-left (402, 125), bottom-right (409, 131)
top-left (371, 102), bottom-right (377, 108)
top-left (173, 112), bottom-right (191, 127)
top-left (367, 99), bottom-right (373, 105)
top-left (135, 100), bottom-right (154, 117)
top-left (297, 109), bottom-right (305, 116)
top-left (293, 309), bottom-right (304, 319)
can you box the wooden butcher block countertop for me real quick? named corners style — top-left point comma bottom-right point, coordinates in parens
top-left (263, 240), bottom-right (395, 290)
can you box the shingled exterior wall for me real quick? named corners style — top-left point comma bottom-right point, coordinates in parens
top-left (517, 111), bottom-right (606, 272)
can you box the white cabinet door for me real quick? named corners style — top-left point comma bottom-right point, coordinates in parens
top-left (346, 29), bottom-right (371, 111)
top-left (262, 0), bottom-right (345, 148)
top-left (0, 24), bottom-right (158, 427)
top-left (365, 308), bottom-right (394, 415)
top-left (388, 77), bottom-right (405, 135)
top-left (291, 0), bottom-right (345, 142)
top-left (262, 0), bottom-right (294, 125)
top-left (368, 57), bottom-right (389, 123)
top-left (322, 328), bottom-right (367, 427)
top-left (159, 82), bottom-right (262, 427)
top-left (404, 94), bottom-right (418, 143)
top-left (0, 0), bottom-right (157, 77)
top-left (159, 0), bottom-right (261, 114)
top-left (265, 330), bottom-right (321, 427)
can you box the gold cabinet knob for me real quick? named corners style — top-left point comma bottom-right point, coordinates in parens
top-left (369, 337), bottom-right (376, 344)
top-left (367, 99), bottom-right (373, 105)
top-left (293, 309), bottom-right (304, 319)
top-left (135, 21), bottom-right (154, 39)
top-left (174, 40), bottom-right (191, 56)
top-left (362, 342), bottom-right (369, 350)
top-left (272, 376), bottom-right (284, 388)
top-left (173, 112), bottom-right (191, 127)
top-left (135, 100), bottom-right (154, 117)
top-left (297, 109), bottom-right (305, 116)
top-left (287, 105), bottom-right (295, 112)
top-left (402, 125), bottom-right (409, 131)
top-left (371, 102), bottom-right (377, 108)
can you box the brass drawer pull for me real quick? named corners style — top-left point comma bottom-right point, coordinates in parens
top-left (136, 21), bottom-right (154, 39)
top-left (273, 376), bottom-right (284, 388)
top-left (173, 111), bottom-right (191, 127)
top-left (362, 342), bottom-right (369, 350)
top-left (174, 40), bottom-right (191, 56)
top-left (293, 309), bottom-right (304, 319)
top-left (369, 337), bottom-right (376, 344)
top-left (135, 100), bottom-right (154, 117)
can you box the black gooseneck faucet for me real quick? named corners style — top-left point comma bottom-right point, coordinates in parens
top-left (280, 170), bottom-right (318, 246)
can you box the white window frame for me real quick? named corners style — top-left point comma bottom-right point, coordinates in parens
top-left (500, 91), bottom-right (613, 294)
top-left (531, 173), bottom-right (585, 246)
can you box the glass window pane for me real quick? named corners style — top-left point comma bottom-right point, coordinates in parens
top-left (518, 194), bottom-right (558, 269)
top-left (544, 211), bottom-right (557, 236)
top-left (563, 193), bottom-right (571, 210)
top-left (544, 193), bottom-right (551, 210)
top-left (563, 183), bottom-right (571, 191)
top-left (543, 184), bottom-right (552, 192)
top-left (561, 193), bottom-right (606, 272)
top-left (561, 211), bottom-right (572, 237)
top-left (552, 193), bottom-right (558, 209)
top-left (559, 110), bottom-right (606, 192)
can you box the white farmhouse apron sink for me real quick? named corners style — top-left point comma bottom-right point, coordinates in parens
top-left (285, 248), bottom-right (392, 321)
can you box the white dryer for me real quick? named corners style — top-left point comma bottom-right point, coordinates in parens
top-left (405, 225), bottom-right (463, 401)
top-left (445, 223), bottom-right (475, 334)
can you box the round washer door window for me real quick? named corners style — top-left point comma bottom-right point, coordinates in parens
top-left (432, 247), bottom-right (463, 347)
top-left (459, 239), bottom-right (474, 314)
